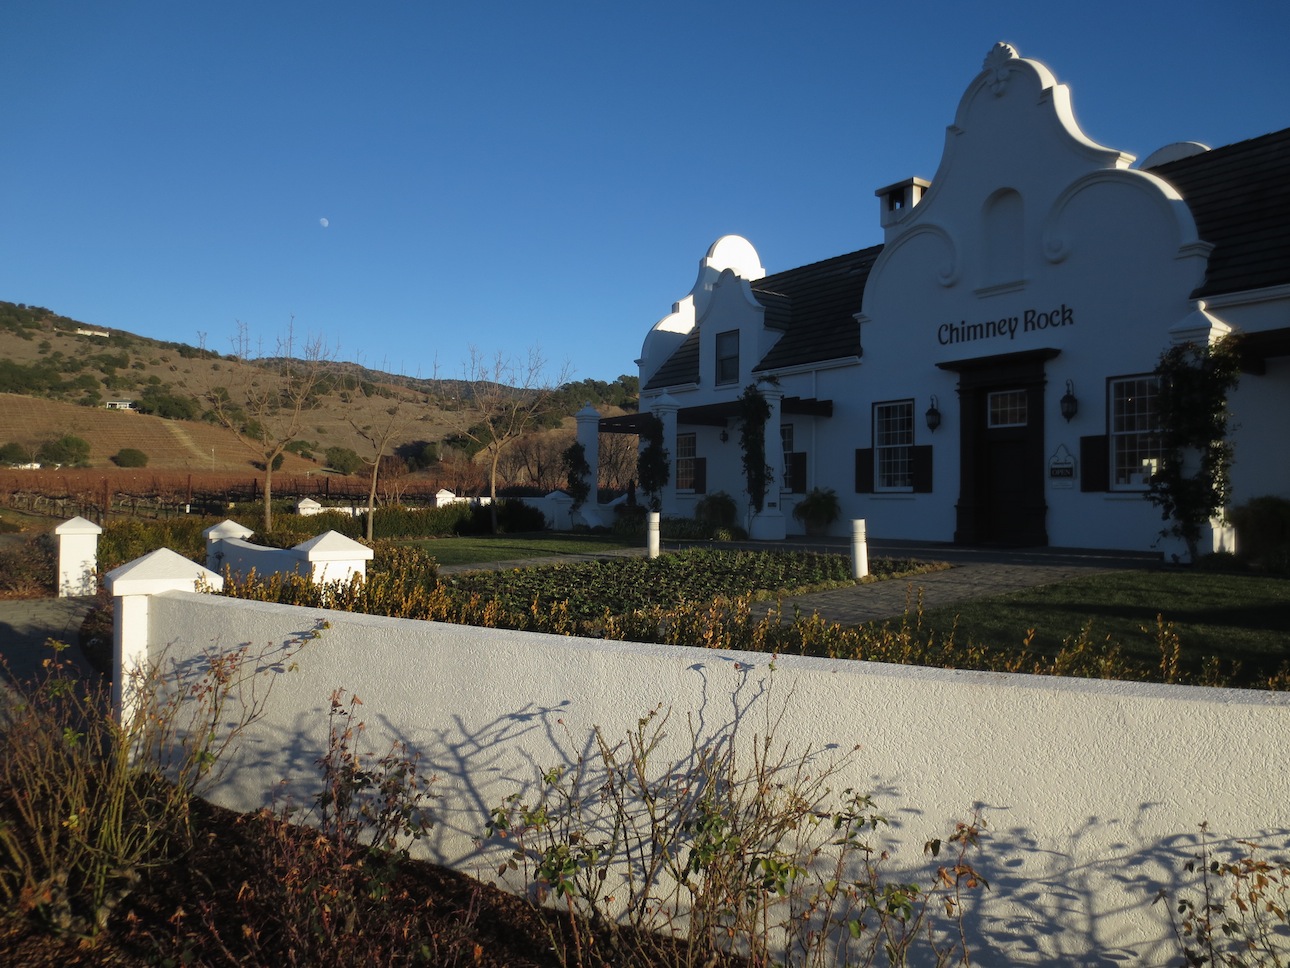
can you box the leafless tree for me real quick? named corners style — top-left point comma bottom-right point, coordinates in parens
top-left (598, 431), bottom-right (639, 492)
top-left (503, 429), bottom-right (573, 492)
top-left (202, 319), bottom-right (335, 533)
top-left (441, 346), bottom-right (570, 532)
top-left (349, 389), bottom-right (426, 541)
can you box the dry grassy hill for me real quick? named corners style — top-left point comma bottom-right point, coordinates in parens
top-left (0, 310), bottom-right (468, 470)
top-left (0, 302), bottom-right (637, 485)
top-left (0, 394), bottom-right (318, 472)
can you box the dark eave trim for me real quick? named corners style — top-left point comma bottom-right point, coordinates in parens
top-left (1237, 327), bottom-right (1290, 375)
top-left (936, 348), bottom-right (1062, 373)
top-left (599, 397), bottom-right (834, 434)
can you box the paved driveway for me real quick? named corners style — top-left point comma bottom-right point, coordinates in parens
top-left (0, 596), bottom-right (97, 688)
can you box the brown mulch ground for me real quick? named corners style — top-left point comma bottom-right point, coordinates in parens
top-left (0, 797), bottom-right (568, 968)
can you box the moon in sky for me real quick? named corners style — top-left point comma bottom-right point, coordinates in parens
top-left (319, 217), bottom-right (329, 228)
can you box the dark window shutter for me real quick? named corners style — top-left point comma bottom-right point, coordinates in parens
top-left (855, 448), bottom-right (874, 494)
top-left (1080, 436), bottom-right (1109, 492)
top-left (788, 452), bottom-right (807, 494)
top-left (692, 457), bottom-right (707, 495)
top-left (911, 445), bottom-right (933, 493)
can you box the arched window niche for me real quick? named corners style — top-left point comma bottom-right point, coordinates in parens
top-left (979, 188), bottom-right (1025, 293)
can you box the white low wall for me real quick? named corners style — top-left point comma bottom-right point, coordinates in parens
top-left (203, 521), bottom-right (373, 585)
top-left (126, 586), bottom-right (1290, 965)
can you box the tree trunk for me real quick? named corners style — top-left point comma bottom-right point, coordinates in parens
top-left (489, 447), bottom-right (501, 533)
top-left (366, 461), bottom-right (379, 542)
top-left (263, 462), bottom-right (274, 533)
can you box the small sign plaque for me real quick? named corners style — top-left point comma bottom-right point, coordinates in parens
top-left (1049, 445), bottom-right (1076, 489)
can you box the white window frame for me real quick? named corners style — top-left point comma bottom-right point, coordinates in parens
top-left (675, 432), bottom-right (697, 491)
top-left (1109, 375), bottom-right (1163, 490)
top-left (873, 400), bottom-right (914, 492)
top-left (987, 389), bottom-right (1028, 428)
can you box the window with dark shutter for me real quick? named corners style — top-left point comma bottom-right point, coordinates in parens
top-left (692, 457), bottom-right (707, 494)
top-left (911, 445), bottom-right (933, 493)
top-left (1080, 435), bottom-right (1109, 492)
top-left (855, 449), bottom-right (874, 494)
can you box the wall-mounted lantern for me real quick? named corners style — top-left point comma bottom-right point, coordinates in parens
top-left (925, 395), bottom-right (942, 431)
top-left (719, 428), bottom-right (729, 443)
top-left (1060, 380), bottom-right (1079, 422)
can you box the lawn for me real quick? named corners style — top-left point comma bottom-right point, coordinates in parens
top-left (917, 568), bottom-right (1290, 684)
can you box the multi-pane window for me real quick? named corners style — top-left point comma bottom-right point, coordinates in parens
top-left (987, 389), bottom-right (1028, 428)
top-left (874, 401), bottom-right (914, 490)
top-left (715, 330), bottom-right (739, 385)
top-left (676, 433), bottom-right (697, 491)
top-left (1110, 376), bottom-right (1162, 488)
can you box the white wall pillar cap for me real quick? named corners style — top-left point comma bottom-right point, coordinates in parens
top-left (54, 515), bottom-right (102, 536)
top-left (106, 548), bottom-right (225, 596)
top-left (203, 519), bottom-right (255, 542)
top-left (1169, 300), bottom-right (1233, 345)
top-left (652, 391), bottom-right (680, 412)
top-left (292, 530), bottom-right (375, 562)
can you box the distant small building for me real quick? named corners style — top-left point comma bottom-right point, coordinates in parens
top-left (76, 327), bottom-right (111, 338)
top-left (104, 400), bottom-right (136, 411)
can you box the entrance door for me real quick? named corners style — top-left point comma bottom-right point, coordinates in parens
top-left (938, 349), bottom-right (1054, 546)
top-left (982, 389), bottom-right (1035, 544)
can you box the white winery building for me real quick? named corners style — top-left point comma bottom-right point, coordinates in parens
top-left (596, 43), bottom-right (1289, 556)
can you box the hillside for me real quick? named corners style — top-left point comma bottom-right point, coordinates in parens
top-left (0, 394), bottom-right (318, 473)
top-left (0, 301), bottom-right (637, 482)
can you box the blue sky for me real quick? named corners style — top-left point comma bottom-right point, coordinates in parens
top-left (2, 1), bottom-right (1286, 385)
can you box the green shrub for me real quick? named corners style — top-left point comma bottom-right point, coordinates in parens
top-left (325, 446), bottom-right (363, 475)
top-left (1228, 495), bottom-right (1290, 571)
top-left (284, 439), bottom-right (317, 461)
top-left (37, 434), bottom-right (91, 466)
top-left (694, 490), bottom-right (738, 530)
top-left (612, 503), bottom-right (647, 537)
top-left (99, 518), bottom-right (214, 572)
top-left (472, 498), bottom-right (546, 534)
top-left (111, 447), bottom-right (148, 468)
top-left (0, 441), bottom-right (30, 465)
top-left (792, 486), bottom-right (841, 534)
top-left (136, 387), bottom-right (197, 420)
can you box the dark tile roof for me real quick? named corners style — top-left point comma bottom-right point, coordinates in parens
top-left (644, 131), bottom-right (1286, 393)
top-left (643, 329), bottom-right (700, 391)
top-left (643, 246), bottom-right (879, 390)
top-left (1149, 127), bottom-right (1290, 299)
top-left (752, 246), bottom-right (879, 372)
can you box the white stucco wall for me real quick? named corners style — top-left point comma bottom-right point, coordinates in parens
top-left (137, 589), bottom-right (1290, 965)
top-left (635, 45), bottom-right (1288, 553)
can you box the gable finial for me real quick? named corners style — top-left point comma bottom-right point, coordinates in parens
top-left (983, 42), bottom-right (1019, 96)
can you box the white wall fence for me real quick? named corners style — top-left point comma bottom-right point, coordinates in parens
top-left (203, 520), bottom-right (373, 586)
top-left (103, 548), bottom-right (1290, 966)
